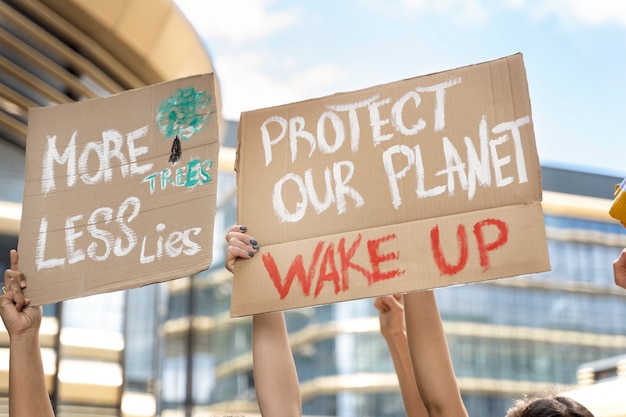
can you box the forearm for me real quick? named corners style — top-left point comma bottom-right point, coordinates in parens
top-left (252, 312), bottom-right (301, 417)
top-left (9, 331), bottom-right (55, 417)
top-left (384, 332), bottom-right (428, 417)
top-left (404, 291), bottom-right (467, 417)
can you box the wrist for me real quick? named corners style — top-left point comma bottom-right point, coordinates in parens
top-left (383, 329), bottom-right (407, 343)
top-left (9, 327), bottom-right (40, 344)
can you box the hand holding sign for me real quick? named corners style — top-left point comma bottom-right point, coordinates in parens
top-left (225, 224), bottom-right (259, 274)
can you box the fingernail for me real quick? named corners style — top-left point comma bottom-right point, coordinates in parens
top-left (247, 252), bottom-right (255, 257)
top-left (239, 225), bottom-right (247, 231)
top-left (252, 244), bottom-right (259, 250)
top-left (20, 280), bottom-right (26, 287)
top-left (250, 239), bottom-right (257, 245)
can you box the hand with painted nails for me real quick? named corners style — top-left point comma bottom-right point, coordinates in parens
top-left (224, 225), bottom-right (260, 273)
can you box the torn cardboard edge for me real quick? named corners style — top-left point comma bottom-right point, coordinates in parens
top-left (25, 260), bottom-right (212, 306)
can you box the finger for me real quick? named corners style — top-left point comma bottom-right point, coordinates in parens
top-left (225, 225), bottom-right (260, 250)
top-left (12, 289), bottom-right (26, 312)
top-left (3, 274), bottom-right (15, 292)
top-left (9, 249), bottom-right (17, 271)
top-left (384, 294), bottom-right (404, 312)
top-left (614, 249), bottom-right (626, 288)
top-left (3, 270), bottom-right (25, 290)
top-left (616, 248), bottom-right (626, 262)
top-left (228, 235), bottom-right (259, 253)
top-left (374, 296), bottom-right (392, 313)
top-left (228, 245), bottom-right (255, 260)
top-left (0, 277), bottom-right (25, 311)
top-left (613, 249), bottom-right (626, 272)
top-left (225, 225), bottom-right (248, 242)
top-left (5, 250), bottom-right (25, 289)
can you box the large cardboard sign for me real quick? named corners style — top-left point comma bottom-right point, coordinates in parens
top-left (19, 74), bottom-right (220, 305)
top-left (231, 54), bottom-right (550, 317)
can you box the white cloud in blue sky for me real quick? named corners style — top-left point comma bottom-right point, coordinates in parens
top-left (176, 0), bottom-right (626, 177)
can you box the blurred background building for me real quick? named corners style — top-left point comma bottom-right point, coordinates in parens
top-left (1, 1), bottom-right (625, 417)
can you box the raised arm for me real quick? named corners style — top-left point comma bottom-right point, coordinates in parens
top-left (1, 250), bottom-right (55, 417)
top-left (403, 290), bottom-right (468, 417)
top-left (252, 312), bottom-right (302, 416)
top-left (225, 225), bottom-right (302, 417)
top-left (374, 295), bottom-right (428, 417)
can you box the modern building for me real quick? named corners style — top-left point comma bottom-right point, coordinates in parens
top-left (2, 2), bottom-right (626, 417)
top-left (566, 353), bottom-right (626, 417)
top-left (0, 1), bottom-right (220, 416)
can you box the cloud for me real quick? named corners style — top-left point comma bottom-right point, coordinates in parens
top-left (212, 52), bottom-right (346, 120)
top-left (175, 0), bottom-right (347, 120)
top-left (400, 0), bottom-right (626, 27)
top-left (506, 0), bottom-right (626, 27)
top-left (400, 0), bottom-right (489, 24)
top-left (174, 0), bottom-right (298, 44)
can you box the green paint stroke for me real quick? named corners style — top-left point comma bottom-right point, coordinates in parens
top-left (156, 87), bottom-right (213, 141)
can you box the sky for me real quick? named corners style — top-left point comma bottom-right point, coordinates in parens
top-left (174, 0), bottom-right (626, 178)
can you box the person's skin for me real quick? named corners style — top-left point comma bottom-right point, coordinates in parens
top-left (1, 250), bottom-right (55, 417)
top-left (404, 290), bottom-right (469, 417)
top-left (225, 225), bottom-right (302, 417)
top-left (226, 225), bottom-right (466, 417)
top-left (613, 248), bottom-right (626, 290)
top-left (374, 294), bottom-right (428, 417)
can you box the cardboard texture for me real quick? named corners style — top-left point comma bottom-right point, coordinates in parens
top-left (232, 53), bottom-right (550, 317)
top-left (19, 74), bottom-right (220, 305)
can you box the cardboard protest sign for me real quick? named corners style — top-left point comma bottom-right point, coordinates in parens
top-left (18, 74), bottom-right (220, 305)
top-left (231, 53), bottom-right (550, 317)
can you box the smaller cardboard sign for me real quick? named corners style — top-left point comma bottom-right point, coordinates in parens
top-left (19, 74), bottom-right (220, 305)
top-left (232, 53), bottom-right (550, 317)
